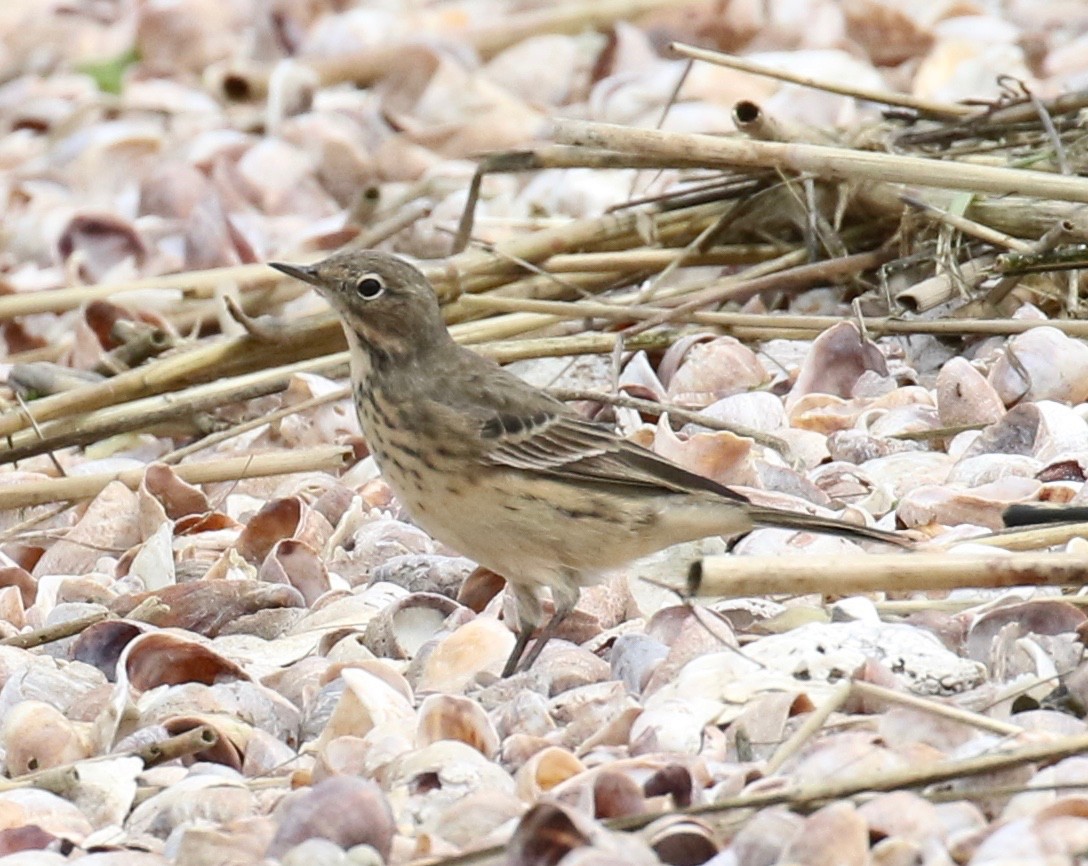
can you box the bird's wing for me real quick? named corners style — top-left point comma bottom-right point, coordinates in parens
top-left (479, 408), bottom-right (750, 503)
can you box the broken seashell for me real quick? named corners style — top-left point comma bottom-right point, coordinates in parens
top-left (988, 327), bottom-right (1088, 406)
top-left (786, 322), bottom-right (888, 409)
top-left (121, 632), bottom-right (250, 691)
top-left (641, 815), bottom-right (718, 866)
top-left (1, 700), bottom-right (93, 776)
top-left (516, 746), bottom-right (586, 802)
top-left (266, 776), bottom-right (395, 860)
top-left (936, 357), bottom-right (1005, 428)
top-left (413, 616), bottom-right (515, 694)
top-left (363, 592), bottom-right (465, 660)
top-left (897, 475), bottom-right (1042, 530)
top-left (665, 336), bottom-right (770, 405)
top-left (416, 693), bottom-right (500, 759)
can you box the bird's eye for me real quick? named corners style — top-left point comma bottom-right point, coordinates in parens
top-left (356, 277), bottom-right (385, 299)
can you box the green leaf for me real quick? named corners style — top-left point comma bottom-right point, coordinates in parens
top-left (77, 47), bottom-right (140, 95)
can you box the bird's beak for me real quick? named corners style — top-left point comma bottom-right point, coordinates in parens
top-left (269, 261), bottom-right (321, 286)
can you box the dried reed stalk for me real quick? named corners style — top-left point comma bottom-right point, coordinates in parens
top-left (554, 120), bottom-right (1088, 204)
top-left (0, 446), bottom-right (351, 510)
top-left (458, 294), bottom-right (1088, 339)
top-left (689, 551), bottom-right (1088, 597)
top-left (0, 355), bottom-right (349, 463)
top-left (671, 43), bottom-right (972, 121)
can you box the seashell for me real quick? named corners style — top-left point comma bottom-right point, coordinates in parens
top-left (593, 770), bottom-right (647, 819)
top-left (516, 746), bottom-right (586, 802)
top-left (417, 694), bottom-right (500, 759)
top-left (664, 336), bottom-right (769, 405)
top-left (897, 475), bottom-right (1042, 530)
top-left (988, 327), bottom-right (1088, 406)
top-left (745, 621), bottom-right (985, 696)
top-left (158, 713), bottom-right (251, 772)
top-left (965, 600), bottom-right (1087, 664)
top-left (363, 592), bottom-right (465, 660)
top-left (328, 518), bottom-right (436, 587)
top-left (700, 390), bottom-right (787, 433)
top-left (652, 416), bottom-right (758, 488)
top-left (643, 607), bottom-right (736, 697)
top-left (914, 27), bottom-right (1032, 105)
top-left (842, 0), bottom-right (934, 66)
top-left (936, 357), bottom-right (1005, 428)
top-left (657, 335), bottom-right (714, 386)
top-left (482, 33), bottom-right (601, 106)
top-left (369, 553), bottom-right (477, 598)
top-left (610, 634), bottom-right (669, 695)
top-left (266, 777), bottom-right (395, 860)
top-left (127, 772), bottom-right (255, 839)
top-left (413, 616), bottom-right (515, 694)
top-left (316, 667), bottom-right (414, 750)
top-left (378, 44), bottom-right (545, 158)
top-left (531, 644), bottom-right (612, 697)
top-left (258, 539), bottom-right (331, 607)
top-left (507, 803), bottom-right (589, 866)
top-left (617, 350), bottom-right (668, 402)
top-left (241, 727), bottom-right (302, 778)
top-left (550, 682), bottom-right (639, 753)
top-left (787, 392), bottom-right (860, 434)
top-left (110, 580), bottom-right (304, 637)
top-left (731, 807), bottom-right (804, 864)
top-left (424, 789), bottom-right (526, 849)
top-left (0, 787), bottom-right (94, 846)
top-left (783, 801), bottom-right (868, 866)
top-left (0, 651), bottom-right (108, 721)
top-left (946, 454), bottom-right (1041, 487)
top-left (33, 481), bottom-right (141, 578)
top-left (62, 754), bottom-right (143, 832)
top-left (492, 690), bottom-right (556, 741)
top-left (121, 632), bottom-right (249, 691)
top-left (372, 133), bottom-right (445, 183)
top-left (140, 462), bottom-right (210, 523)
top-left (1, 700), bottom-right (93, 776)
top-left (277, 114), bottom-right (376, 210)
top-left (859, 451), bottom-right (954, 498)
top-left (71, 619), bottom-right (148, 681)
top-left (166, 817), bottom-right (273, 866)
top-left (641, 815), bottom-right (718, 866)
top-left (827, 428), bottom-right (924, 463)
top-left (235, 497), bottom-right (303, 565)
top-left (0, 565), bottom-right (37, 610)
top-left (234, 138), bottom-right (338, 217)
top-left (457, 566), bottom-right (507, 612)
top-left (865, 404), bottom-right (940, 439)
top-left (807, 460), bottom-right (893, 515)
top-left (502, 734), bottom-right (553, 770)
top-left (786, 322), bottom-right (888, 409)
top-left (57, 211), bottom-right (146, 283)
top-left (964, 401), bottom-right (1088, 463)
top-left (388, 739), bottom-right (516, 824)
top-left (312, 734), bottom-right (372, 782)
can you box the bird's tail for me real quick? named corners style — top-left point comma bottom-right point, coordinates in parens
top-left (745, 506), bottom-right (908, 547)
top-left (1003, 503), bottom-right (1088, 527)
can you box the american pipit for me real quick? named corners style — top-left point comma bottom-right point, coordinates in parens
top-left (271, 251), bottom-right (905, 676)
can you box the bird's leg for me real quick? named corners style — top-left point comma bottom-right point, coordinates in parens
top-left (501, 584), bottom-right (543, 678)
top-left (516, 578), bottom-right (580, 674)
top-left (502, 628), bottom-right (533, 678)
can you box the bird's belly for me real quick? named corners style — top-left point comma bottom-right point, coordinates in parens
top-left (374, 454), bottom-right (676, 587)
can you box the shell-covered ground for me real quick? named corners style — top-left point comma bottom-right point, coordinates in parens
top-left (4, 1), bottom-right (1088, 864)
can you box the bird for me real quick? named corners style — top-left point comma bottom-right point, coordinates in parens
top-left (270, 251), bottom-right (906, 677)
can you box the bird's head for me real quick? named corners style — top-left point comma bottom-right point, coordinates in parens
top-left (270, 251), bottom-right (450, 361)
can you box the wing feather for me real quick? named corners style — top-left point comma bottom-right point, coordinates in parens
top-left (480, 410), bottom-right (750, 504)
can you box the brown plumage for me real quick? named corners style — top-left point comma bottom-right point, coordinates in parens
top-left (271, 251), bottom-right (906, 676)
